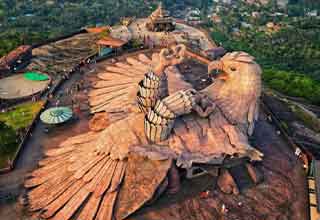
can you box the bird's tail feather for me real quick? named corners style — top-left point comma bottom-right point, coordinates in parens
top-left (25, 131), bottom-right (172, 220)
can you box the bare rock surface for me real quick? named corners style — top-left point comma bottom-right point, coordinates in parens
top-left (89, 112), bottom-right (109, 131)
top-left (115, 155), bottom-right (172, 220)
top-left (127, 113), bottom-right (308, 220)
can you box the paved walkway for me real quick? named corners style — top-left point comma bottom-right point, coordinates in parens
top-left (0, 68), bottom-right (91, 219)
top-left (0, 74), bottom-right (50, 100)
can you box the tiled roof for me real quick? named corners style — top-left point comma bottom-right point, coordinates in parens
top-left (85, 26), bottom-right (111, 33)
top-left (96, 36), bottom-right (127, 48)
top-left (0, 45), bottom-right (31, 69)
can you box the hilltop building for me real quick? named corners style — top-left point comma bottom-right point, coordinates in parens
top-left (146, 3), bottom-right (175, 32)
top-left (185, 9), bottom-right (203, 25)
top-left (245, 0), bottom-right (288, 8)
top-left (252, 11), bottom-right (260, 18)
top-left (211, 13), bottom-right (222, 23)
top-left (213, 0), bottom-right (233, 4)
top-left (307, 10), bottom-right (318, 17)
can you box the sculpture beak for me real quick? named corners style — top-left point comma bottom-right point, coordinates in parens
top-left (208, 61), bottom-right (229, 80)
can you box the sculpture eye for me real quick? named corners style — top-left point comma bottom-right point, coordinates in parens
top-left (230, 66), bottom-right (236, 71)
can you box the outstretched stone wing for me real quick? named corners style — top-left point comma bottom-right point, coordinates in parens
top-left (25, 118), bottom-right (172, 220)
top-left (89, 52), bottom-right (192, 116)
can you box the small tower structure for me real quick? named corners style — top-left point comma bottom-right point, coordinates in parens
top-left (146, 3), bottom-right (175, 32)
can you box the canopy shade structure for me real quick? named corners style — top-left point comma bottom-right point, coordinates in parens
top-left (96, 36), bottom-right (127, 48)
top-left (40, 107), bottom-right (72, 124)
top-left (85, 26), bottom-right (111, 33)
top-left (24, 72), bottom-right (49, 81)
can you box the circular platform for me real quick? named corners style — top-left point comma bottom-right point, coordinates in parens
top-left (127, 18), bottom-right (215, 51)
top-left (0, 74), bottom-right (50, 100)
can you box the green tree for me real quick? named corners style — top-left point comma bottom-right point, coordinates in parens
top-left (0, 122), bottom-right (17, 155)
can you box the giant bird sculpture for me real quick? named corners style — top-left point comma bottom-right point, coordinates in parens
top-left (25, 45), bottom-right (263, 220)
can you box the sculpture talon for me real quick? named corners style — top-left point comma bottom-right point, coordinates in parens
top-left (192, 92), bottom-right (216, 118)
top-left (217, 169), bottom-right (240, 195)
top-left (154, 44), bottom-right (186, 75)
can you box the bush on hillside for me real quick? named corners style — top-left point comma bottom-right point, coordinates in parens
top-left (263, 68), bottom-right (320, 104)
top-left (0, 121), bottom-right (17, 155)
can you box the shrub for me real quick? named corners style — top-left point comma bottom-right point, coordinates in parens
top-left (0, 121), bottom-right (17, 155)
top-left (263, 68), bottom-right (320, 105)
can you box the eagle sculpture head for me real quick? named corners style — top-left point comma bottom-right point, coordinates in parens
top-left (203, 52), bottom-right (262, 135)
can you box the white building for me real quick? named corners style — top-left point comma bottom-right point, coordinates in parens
top-left (213, 0), bottom-right (232, 4)
top-left (307, 10), bottom-right (318, 17)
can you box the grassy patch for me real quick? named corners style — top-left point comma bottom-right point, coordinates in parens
top-left (263, 69), bottom-right (320, 105)
top-left (0, 122), bottom-right (17, 168)
top-left (290, 105), bottom-right (320, 133)
top-left (0, 101), bottom-right (44, 169)
top-left (0, 101), bottom-right (44, 130)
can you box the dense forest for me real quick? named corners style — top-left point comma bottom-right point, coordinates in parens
top-left (0, 0), bottom-right (319, 103)
top-left (212, 18), bottom-right (320, 79)
top-left (0, 0), bottom-right (209, 56)
top-left (0, 0), bottom-right (160, 56)
top-left (209, 0), bottom-right (320, 104)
